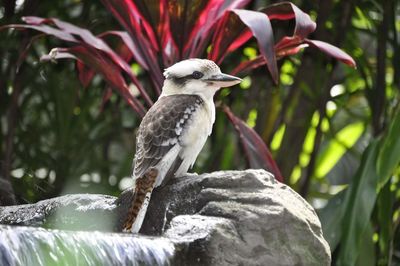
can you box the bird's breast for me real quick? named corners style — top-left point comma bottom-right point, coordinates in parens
top-left (180, 103), bottom-right (214, 146)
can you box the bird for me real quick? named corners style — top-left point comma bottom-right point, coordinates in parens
top-left (122, 58), bottom-right (242, 233)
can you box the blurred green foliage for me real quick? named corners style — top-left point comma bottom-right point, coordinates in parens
top-left (0, 0), bottom-right (399, 265)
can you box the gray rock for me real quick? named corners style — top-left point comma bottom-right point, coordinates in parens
top-left (142, 169), bottom-right (331, 266)
top-left (0, 170), bottom-right (331, 266)
top-left (0, 194), bottom-right (117, 230)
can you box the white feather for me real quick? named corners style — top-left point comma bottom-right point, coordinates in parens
top-left (163, 58), bottom-right (212, 78)
top-left (175, 100), bottom-right (215, 176)
top-left (154, 144), bottom-right (181, 187)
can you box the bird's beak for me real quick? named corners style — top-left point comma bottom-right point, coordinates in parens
top-left (206, 73), bottom-right (242, 87)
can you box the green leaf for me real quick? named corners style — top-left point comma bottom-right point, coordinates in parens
top-left (377, 109), bottom-right (400, 189)
top-left (355, 222), bottom-right (376, 266)
top-left (315, 122), bottom-right (364, 178)
top-left (337, 140), bottom-right (379, 266)
top-left (318, 189), bottom-right (347, 250)
top-left (377, 181), bottom-right (393, 265)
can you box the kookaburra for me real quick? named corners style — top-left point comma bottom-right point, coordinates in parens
top-left (123, 58), bottom-right (242, 233)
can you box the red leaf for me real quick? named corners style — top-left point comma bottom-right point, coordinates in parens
top-left (100, 1), bottom-right (159, 51)
top-left (41, 47), bottom-right (146, 117)
top-left (226, 30), bottom-right (253, 54)
top-left (274, 36), bottom-right (302, 52)
top-left (262, 3), bottom-right (355, 67)
top-left (100, 1), bottom-right (163, 89)
top-left (262, 2), bottom-right (316, 39)
top-left (97, 30), bottom-right (164, 92)
top-left (261, 3), bottom-right (317, 61)
top-left (209, 9), bottom-right (278, 84)
top-left (52, 47), bottom-right (122, 90)
top-left (99, 31), bottom-right (149, 70)
top-left (208, 12), bottom-right (243, 63)
top-left (305, 39), bottom-right (357, 68)
top-left (230, 55), bottom-right (265, 75)
top-left (15, 16), bottom-right (154, 107)
top-left (186, 0), bottom-right (251, 57)
top-left (276, 43), bottom-right (308, 59)
top-left (223, 106), bottom-right (284, 182)
top-left (167, 1), bottom-right (210, 58)
top-left (134, 0), bottom-right (176, 64)
top-left (1, 23), bottom-right (77, 42)
top-left (232, 9), bottom-right (278, 84)
top-left (128, 1), bottom-right (165, 47)
top-left (100, 87), bottom-right (114, 112)
top-left (217, 3), bottom-right (319, 77)
top-left (76, 31), bottom-right (135, 90)
top-left (77, 61), bottom-right (95, 88)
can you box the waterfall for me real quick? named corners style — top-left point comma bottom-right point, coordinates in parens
top-left (0, 225), bottom-right (175, 266)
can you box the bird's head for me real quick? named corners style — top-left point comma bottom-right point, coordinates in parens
top-left (161, 59), bottom-right (242, 99)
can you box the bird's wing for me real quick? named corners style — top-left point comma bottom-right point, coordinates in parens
top-left (133, 94), bottom-right (204, 179)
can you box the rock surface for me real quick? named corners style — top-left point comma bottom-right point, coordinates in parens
top-left (0, 194), bottom-right (117, 230)
top-left (141, 169), bottom-right (331, 266)
top-left (0, 169), bottom-right (331, 266)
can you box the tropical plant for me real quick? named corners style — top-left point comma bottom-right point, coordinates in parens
top-left (1, 0), bottom-right (355, 182)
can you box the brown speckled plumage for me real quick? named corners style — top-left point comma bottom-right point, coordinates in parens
top-left (133, 94), bottom-right (204, 180)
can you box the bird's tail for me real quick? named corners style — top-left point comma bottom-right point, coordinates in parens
top-left (123, 168), bottom-right (158, 233)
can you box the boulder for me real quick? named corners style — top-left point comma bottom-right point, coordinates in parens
top-left (0, 194), bottom-right (117, 230)
top-left (141, 169), bottom-right (331, 266)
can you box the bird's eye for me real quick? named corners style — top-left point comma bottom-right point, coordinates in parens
top-left (192, 71), bottom-right (203, 79)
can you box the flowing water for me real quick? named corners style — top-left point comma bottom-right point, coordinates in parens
top-left (0, 225), bottom-right (175, 266)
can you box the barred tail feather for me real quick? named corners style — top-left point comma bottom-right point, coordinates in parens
top-left (123, 168), bottom-right (158, 233)
top-left (130, 192), bottom-right (151, 233)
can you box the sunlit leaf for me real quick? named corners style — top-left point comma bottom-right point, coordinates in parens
top-left (315, 122), bottom-right (364, 178)
top-left (270, 125), bottom-right (286, 151)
